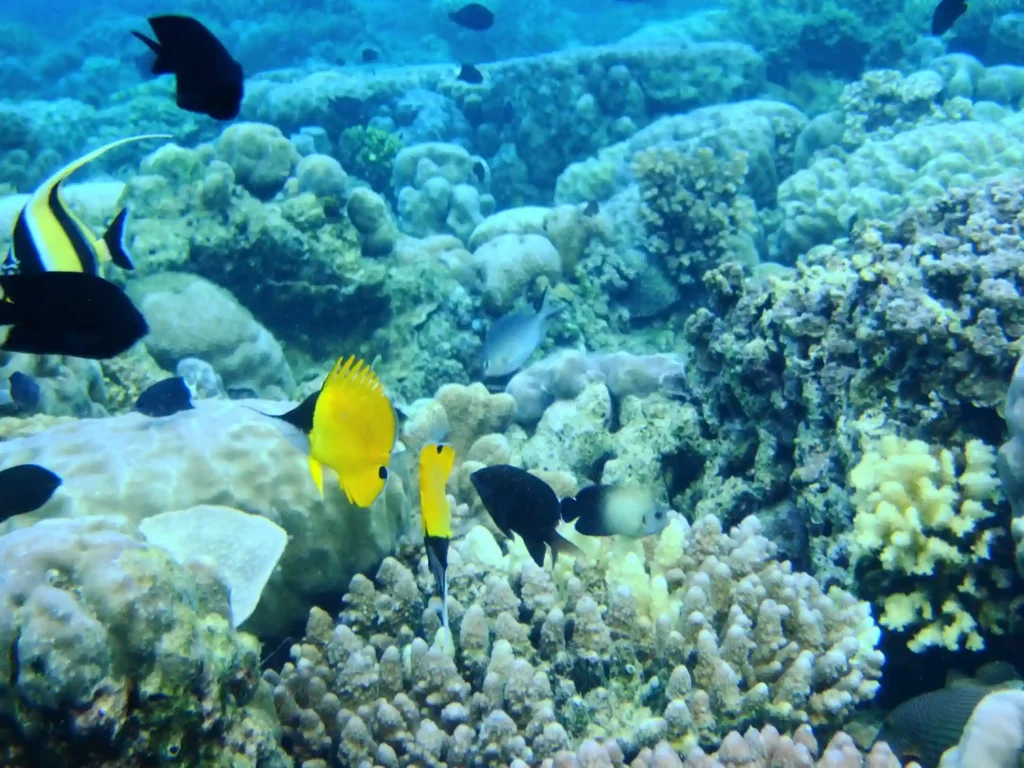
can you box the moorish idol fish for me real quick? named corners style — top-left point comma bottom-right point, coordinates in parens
top-left (419, 442), bottom-right (456, 640)
top-left (261, 355), bottom-right (397, 507)
top-left (2, 134), bottom-right (171, 277)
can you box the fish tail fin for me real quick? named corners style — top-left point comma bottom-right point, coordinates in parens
top-left (102, 208), bottom-right (134, 270)
top-left (340, 464), bottom-right (388, 508)
top-left (537, 286), bottom-right (562, 320)
top-left (308, 457), bottom-right (325, 497)
top-left (549, 531), bottom-right (585, 565)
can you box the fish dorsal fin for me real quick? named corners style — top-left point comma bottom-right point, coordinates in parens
top-left (35, 135), bottom-right (173, 203)
top-left (276, 390), bottom-right (319, 434)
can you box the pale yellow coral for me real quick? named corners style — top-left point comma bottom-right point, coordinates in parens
top-left (851, 433), bottom-right (1005, 652)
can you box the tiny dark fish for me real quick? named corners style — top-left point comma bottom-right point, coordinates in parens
top-left (932, 0), bottom-right (967, 35)
top-left (0, 272), bottom-right (149, 360)
top-left (132, 15), bottom-right (244, 120)
top-left (472, 159), bottom-right (487, 184)
top-left (0, 464), bottom-right (62, 522)
top-left (449, 2), bottom-right (495, 30)
top-left (457, 63), bottom-right (484, 85)
top-left (584, 200), bottom-right (599, 216)
top-left (8, 371), bottom-right (41, 409)
top-left (561, 485), bottom-right (669, 538)
top-left (134, 376), bottom-right (195, 418)
top-left (470, 465), bottom-right (584, 567)
top-left (361, 48), bottom-right (379, 63)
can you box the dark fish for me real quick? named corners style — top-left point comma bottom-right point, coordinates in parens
top-left (876, 684), bottom-right (988, 767)
top-left (0, 272), bottom-right (148, 359)
top-left (931, 0), bottom-right (967, 35)
top-left (8, 371), bottom-right (41, 409)
top-left (0, 464), bottom-right (62, 522)
top-left (134, 376), bottom-right (195, 418)
top-left (361, 48), bottom-right (379, 63)
top-left (472, 159), bottom-right (487, 184)
top-left (561, 485), bottom-right (669, 538)
top-left (449, 2), bottom-right (495, 30)
top-left (584, 200), bottom-right (599, 216)
top-left (457, 63), bottom-right (484, 84)
top-left (132, 15), bottom-right (244, 120)
top-left (470, 465), bottom-right (584, 567)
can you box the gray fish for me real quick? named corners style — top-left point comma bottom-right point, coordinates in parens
top-left (876, 684), bottom-right (990, 767)
top-left (561, 485), bottom-right (670, 538)
top-left (482, 290), bottom-right (560, 378)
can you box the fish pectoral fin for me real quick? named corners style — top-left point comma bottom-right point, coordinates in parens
top-left (103, 209), bottom-right (134, 270)
top-left (308, 457), bottom-right (325, 497)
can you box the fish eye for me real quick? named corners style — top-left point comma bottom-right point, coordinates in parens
top-left (436, 445), bottom-right (444, 454)
top-left (655, 510), bottom-right (664, 520)
top-left (378, 466), bottom-right (388, 480)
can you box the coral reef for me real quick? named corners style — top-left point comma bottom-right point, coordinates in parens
top-left (264, 512), bottom-right (882, 765)
top-left (0, 515), bottom-right (289, 768)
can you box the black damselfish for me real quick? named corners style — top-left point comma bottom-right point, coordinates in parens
top-left (0, 272), bottom-right (148, 359)
top-left (132, 15), bottom-right (244, 120)
top-left (932, 0), bottom-right (967, 35)
top-left (8, 371), bottom-right (41, 410)
top-left (470, 464), bottom-right (583, 567)
top-left (0, 463), bottom-right (62, 522)
top-left (449, 3), bottom-right (494, 30)
top-left (457, 64), bottom-right (484, 85)
top-left (135, 376), bottom-right (195, 418)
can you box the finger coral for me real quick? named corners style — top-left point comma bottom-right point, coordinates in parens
top-left (265, 512), bottom-right (882, 765)
top-left (850, 432), bottom-right (1009, 652)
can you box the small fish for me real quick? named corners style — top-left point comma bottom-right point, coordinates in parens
top-left (482, 289), bottom-right (561, 378)
top-left (134, 376), bottom-right (195, 418)
top-left (932, 0), bottom-right (967, 35)
top-left (361, 48), bottom-right (379, 63)
top-left (584, 200), bottom-right (599, 216)
top-left (0, 272), bottom-right (148, 359)
top-left (457, 64), bottom-right (484, 85)
top-left (876, 684), bottom-right (989, 767)
top-left (0, 464), bottom-right (62, 522)
top-left (560, 485), bottom-right (669, 538)
top-left (419, 443), bottom-right (457, 640)
top-left (132, 15), bottom-right (244, 120)
top-left (8, 371), bottom-right (41, 410)
top-left (449, 2), bottom-right (495, 30)
top-left (1, 135), bottom-right (171, 278)
top-left (262, 355), bottom-right (397, 507)
top-left (470, 464), bottom-right (584, 567)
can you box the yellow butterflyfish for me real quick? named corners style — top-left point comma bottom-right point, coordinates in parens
top-left (2, 134), bottom-right (172, 277)
top-left (420, 442), bottom-right (456, 641)
top-left (266, 355), bottom-right (397, 507)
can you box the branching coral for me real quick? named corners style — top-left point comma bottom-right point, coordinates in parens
top-left (850, 432), bottom-right (1013, 652)
top-left (633, 145), bottom-right (754, 291)
top-left (264, 513), bottom-right (882, 765)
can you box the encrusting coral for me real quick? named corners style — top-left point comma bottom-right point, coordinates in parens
top-left (265, 512), bottom-right (883, 766)
top-left (0, 515), bottom-right (289, 768)
top-left (849, 432), bottom-right (1012, 653)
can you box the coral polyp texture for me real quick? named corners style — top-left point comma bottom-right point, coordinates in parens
top-left (0, 515), bottom-right (289, 768)
top-left (266, 513), bottom-right (882, 765)
top-left (850, 433), bottom-right (1009, 652)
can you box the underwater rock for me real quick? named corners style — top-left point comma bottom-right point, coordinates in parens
top-left (215, 121), bottom-right (300, 199)
top-left (470, 232), bottom-right (561, 309)
top-left (126, 272), bottom-right (295, 400)
top-left (0, 399), bottom-right (412, 635)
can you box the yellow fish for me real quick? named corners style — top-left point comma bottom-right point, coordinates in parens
top-left (269, 355), bottom-right (397, 507)
top-left (420, 442), bottom-right (456, 638)
top-left (2, 134), bottom-right (172, 277)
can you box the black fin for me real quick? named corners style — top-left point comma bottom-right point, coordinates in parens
top-left (560, 485), bottom-right (602, 526)
top-left (425, 535), bottom-right (449, 597)
top-left (131, 31), bottom-right (171, 74)
top-left (524, 536), bottom-right (547, 568)
top-left (549, 531), bottom-right (586, 564)
top-left (0, 298), bottom-right (17, 325)
top-left (103, 209), bottom-right (134, 270)
top-left (266, 390), bottom-right (318, 434)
